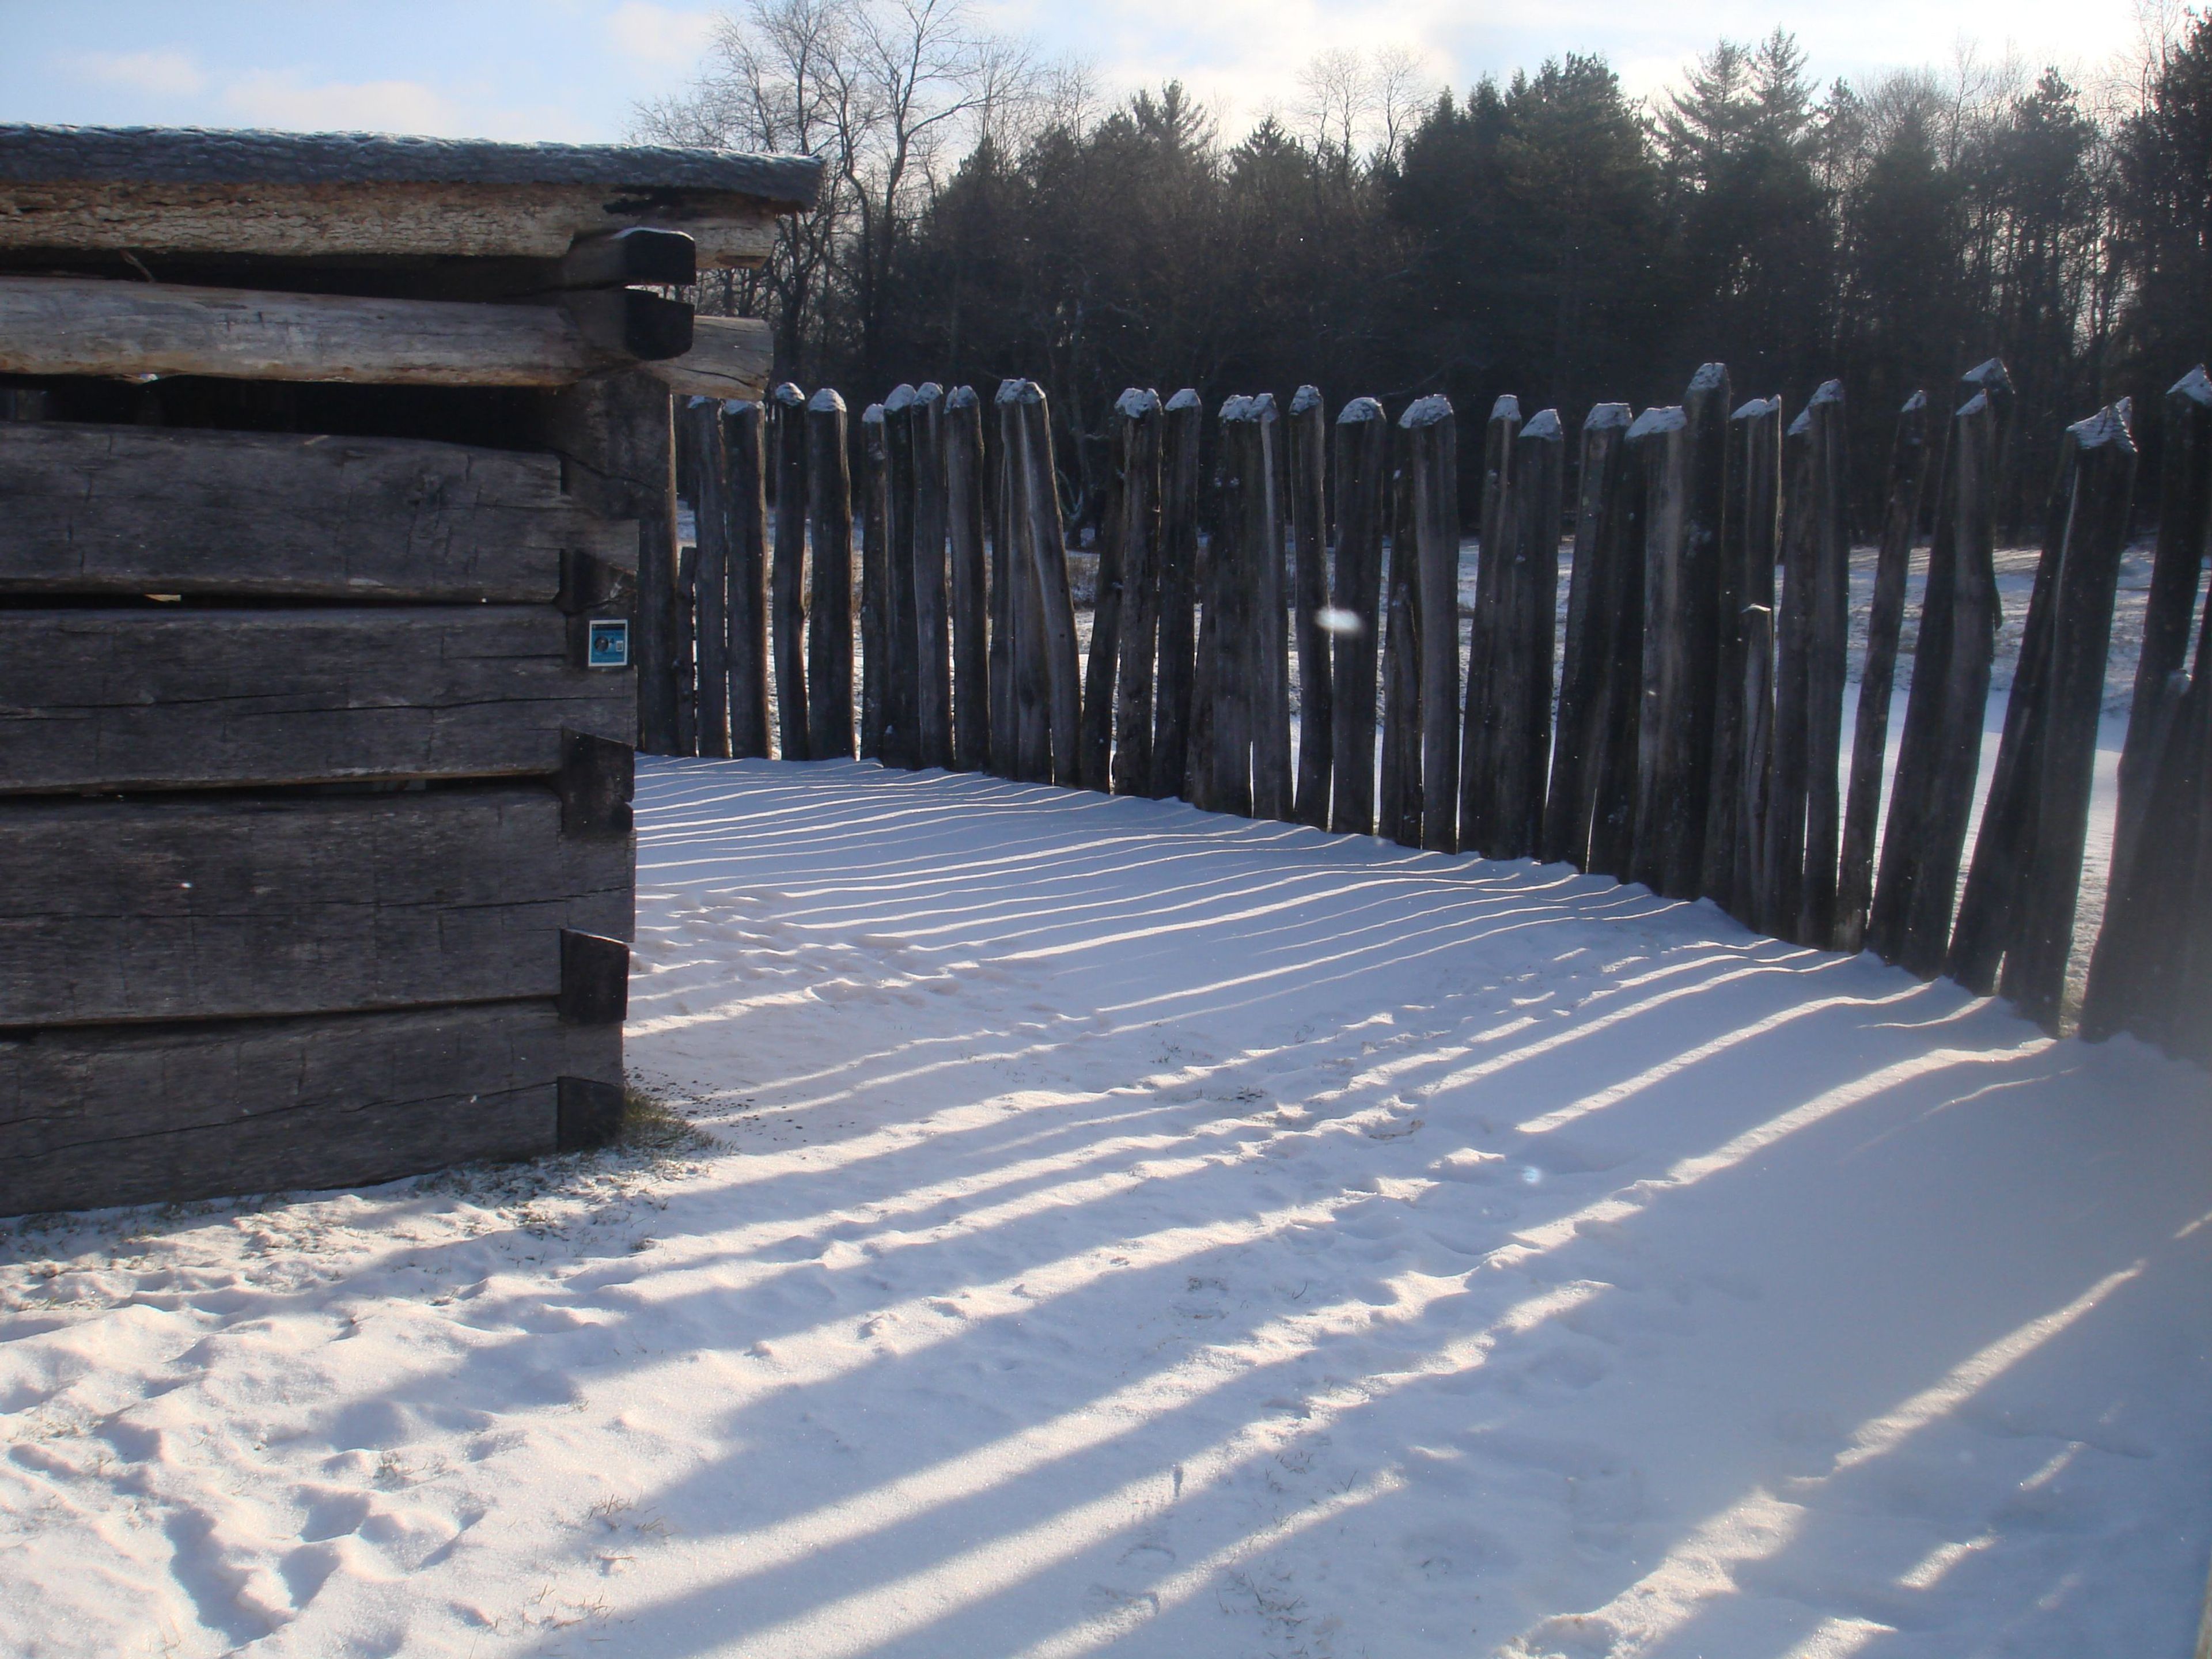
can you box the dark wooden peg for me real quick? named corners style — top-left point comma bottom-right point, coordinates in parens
top-left (559, 929), bottom-right (631, 1025)
top-left (559, 729), bottom-right (635, 839)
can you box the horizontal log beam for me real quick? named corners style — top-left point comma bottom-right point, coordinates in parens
top-left (0, 605), bottom-right (633, 793)
top-left (0, 275), bottom-right (693, 387)
top-left (0, 787), bottom-right (633, 1028)
top-left (0, 999), bottom-right (621, 1214)
top-left (556, 227), bottom-right (696, 290)
top-left (644, 315), bottom-right (774, 402)
top-left (0, 420), bottom-right (632, 598)
top-left (0, 179), bottom-right (786, 268)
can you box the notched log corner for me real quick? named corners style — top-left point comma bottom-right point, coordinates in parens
top-left (558, 929), bottom-right (631, 1027)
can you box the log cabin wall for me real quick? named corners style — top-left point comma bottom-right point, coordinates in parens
top-left (0, 124), bottom-right (817, 1214)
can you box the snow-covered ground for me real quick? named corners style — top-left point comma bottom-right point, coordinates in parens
top-left (5, 757), bottom-right (2212, 1658)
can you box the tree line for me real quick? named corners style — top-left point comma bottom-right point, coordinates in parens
top-left (638, 0), bottom-right (2212, 539)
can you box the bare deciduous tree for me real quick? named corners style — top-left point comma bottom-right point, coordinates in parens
top-left (631, 0), bottom-right (1030, 380)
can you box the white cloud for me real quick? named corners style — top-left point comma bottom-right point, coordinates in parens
top-left (606, 1), bottom-right (720, 65)
top-left (221, 70), bottom-right (464, 136)
top-left (67, 48), bottom-right (209, 97)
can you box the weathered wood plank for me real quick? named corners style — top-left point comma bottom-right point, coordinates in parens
top-left (1950, 407), bottom-right (2137, 1018)
top-left (643, 316), bottom-right (773, 402)
top-left (1587, 409), bottom-right (1649, 885)
top-left (1460, 395), bottom-right (1520, 855)
top-left (1675, 364), bottom-right (1730, 894)
top-left (1541, 403), bottom-right (1633, 870)
top-left (1110, 389), bottom-right (1163, 797)
top-left (996, 382), bottom-right (1050, 785)
top-left (0, 1000), bottom-right (621, 1216)
top-left (1010, 380), bottom-right (1082, 787)
top-left (946, 385), bottom-right (990, 772)
top-left (1327, 397), bottom-right (1387, 836)
top-left (0, 606), bottom-right (631, 792)
top-left (806, 389), bottom-right (856, 760)
top-left (1079, 396), bottom-right (1131, 794)
top-left (1628, 405), bottom-right (1692, 895)
top-left (881, 385), bottom-right (920, 769)
top-left (1998, 407), bottom-right (2137, 1027)
top-left (1380, 436), bottom-right (1425, 848)
top-left (1716, 396), bottom-right (1781, 928)
top-left (2112, 366), bottom-right (2212, 899)
top-left (1150, 390), bottom-right (1203, 801)
top-left (1869, 372), bottom-right (2007, 975)
top-left (0, 275), bottom-right (692, 388)
top-left (0, 788), bottom-right (631, 1027)
top-left (1548, 409), bottom-right (1637, 871)
top-left (1797, 382), bottom-right (1851, 946)
top-left (725, 399), bottom-right (771, 759)
top-left (0, 177), bottom-right (785, 270)
top-left (1402, 395), bottom-right (1461, 854)
top-left (1287, 386), bottom-right (1332, 829)
top-left (1247, 393), bottom-right (1293, 823)
top-left (1835, 392), bottom-right (1931, 951)
top-left (680, 398), bottom-right (733, 758)
top-left (1488, 408), bottom-right (1563, 861)
top-left (535, 370), bottom-right (675, 753)
top-left (0, 419), bottom-right (628, 598)
top-left (1209, 397), bottom-right (1256, 816)
top-left (911, 383), bottom-right (954, 771)
top-left (983, 390), bottom-right (1013, 776)
top-left (768, 382), bottom-right (810, 760)
top-left (859, 403), bottom-right (889, 762)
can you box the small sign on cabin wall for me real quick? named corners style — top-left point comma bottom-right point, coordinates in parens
top-left (586, 618), bottom-right (631, 669)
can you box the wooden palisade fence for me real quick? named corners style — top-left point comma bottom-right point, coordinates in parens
top-left (656, 361), bottom-right (2212, 1059)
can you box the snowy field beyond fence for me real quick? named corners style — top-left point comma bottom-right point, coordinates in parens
top-left (6, 757), bottom-right (2212, 1657)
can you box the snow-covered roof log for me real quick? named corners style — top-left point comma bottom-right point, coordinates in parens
top-left (0, 123), bottom-right (819, 268)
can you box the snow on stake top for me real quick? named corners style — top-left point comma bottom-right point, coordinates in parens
top-left (1115, 387), bottom-right (1161, 418)
top-left (915, 381), bottom-right (944, 405)
top-left (1249, 391), bottom-right (1278, 419)
top-left (1809, 378), bottom-right (1845, 407)
top-left (1957, 390), bottom-right (1990, 419)
top-left (2174, 365), bottom-right (2212, 407)
top-left (1165, 387), bottom-right (1202, 412)
top-left (2068, 403), bottom-right (2134, 450)
top-left (771, 382), bottom-right (806, 408)
top-left (1900, 389), bottom-right (1927, 412)
top-left (861, 403), bottom-right (885, 425)
top-left (1289, 385), bottom-right (1323, 416)
top-left (1219, 393), bottom-right (1254, 422)
top-left (1730, 395), bottom-right (1779, 422)
top-left (944, 385), bottom-right (979, 411)
top-left (1963, 357), bottom-right (2011, 395)
top-left (809, 387), bottom-right (846, 414)
top-left (1688, 361), bottom-right (1729, 393)
top-left (994, 378), bottom-right (1027, 406)
top-left (1400, 393), bottom-right (1453, 428)
top-left (1521, 407), bottom-right (1563, 441)
top-left (1338, 396), bottom-right (1385, 424)
top-left (1788, 406), bottom-right (1815, 436)
top-left (1489, 393), bottom-right (1521, 423)
top-left (883, 382), bottom-right (918, 412)
top-left (1584, 402), bottom-right (1633, 430)
top-left (1627, 405), bottom-right (1684, 440)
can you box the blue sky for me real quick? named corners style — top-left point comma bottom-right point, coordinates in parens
top-left (0, 0), bottom-right (2152, 144)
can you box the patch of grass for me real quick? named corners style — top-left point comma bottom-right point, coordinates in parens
top-left (616, 1082), bottom-right (714, 1158)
